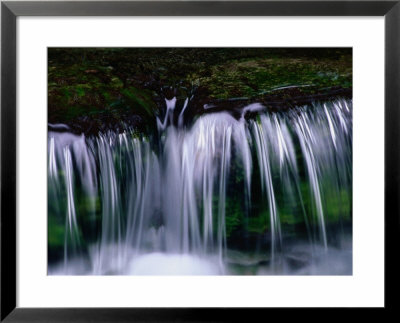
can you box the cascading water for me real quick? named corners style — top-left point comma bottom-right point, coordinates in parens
top-left (48, 98), bottom-right (352, 275)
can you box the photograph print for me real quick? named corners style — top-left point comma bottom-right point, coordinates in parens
top-left (48, 48), bottom-right (352, 275)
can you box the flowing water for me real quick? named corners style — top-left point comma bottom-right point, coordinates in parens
top-left (48, 98), bottom-right (352, 275)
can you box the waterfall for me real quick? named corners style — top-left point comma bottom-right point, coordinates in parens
top-left (48, 98), bottom-right (352, 275)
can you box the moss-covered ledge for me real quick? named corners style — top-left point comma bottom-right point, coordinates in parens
top-left (48, 48), bottom-right (352, 135)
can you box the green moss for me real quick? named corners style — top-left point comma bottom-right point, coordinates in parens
top-left (76, 196), bottom-right (101, 216)
top-left (324, 189), bottom-right (352, 222)
top-left (225, 198), bottom-right (243, 237)
top-left (247, 210), bottom-right (268, 234)
top-left (194, 56), bottom-right (352, 99)
top-left (48, 215), bottom-right (65, 248)
top-left (120, 87), bottom-right (156, 117)
top-left (48, 48), bottom-right (352, 125)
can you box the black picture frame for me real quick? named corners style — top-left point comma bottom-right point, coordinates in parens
top-left (1, 1), bottom-right (399, 321)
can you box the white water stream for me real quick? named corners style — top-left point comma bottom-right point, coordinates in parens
top-left (48, 98), bottom-right (352, 275)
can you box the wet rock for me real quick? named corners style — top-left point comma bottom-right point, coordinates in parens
top-left (284, 252), bottom-right (312, 270)
top-left (226, 249), bottom-right (270, 267)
